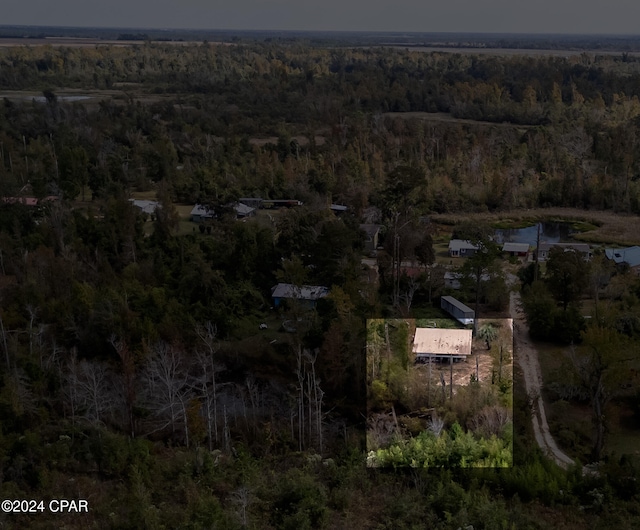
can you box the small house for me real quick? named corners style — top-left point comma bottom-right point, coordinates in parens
top-left (502, 242), bottom-right (529, 257)
top-left (234, 203), bottom-right (256, 219)
top-left (441, 295), bottom-right (475, 325)
top-left (537, 242), bottom-right (591, 262)
top-left (448, 239), bottom-right (479, 258)
top-left (129, 199), bottom-right (160, 215)
top-left (413, 327), bottom-right (472, 362)
top-left (271, 283), bottom-right (330, 309)
top-left (190, 204), bottom-right (215, 223)
top-left (605, 246), bottom-right (640, 275)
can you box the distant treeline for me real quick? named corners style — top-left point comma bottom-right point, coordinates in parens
top-left (3, 25), bottom-right (640, 50)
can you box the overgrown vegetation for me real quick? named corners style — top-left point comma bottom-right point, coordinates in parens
top-left (0, 37), bottom-right (639, 527)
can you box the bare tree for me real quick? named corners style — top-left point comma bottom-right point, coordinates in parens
top-left (427, 416), bottom-right (445, 437)
top-left (64, 353), bottom-right (114, 428)
top-left (294, 346), bottom-right (325, 452)
top-left (400, 275), bottom-right (420, 313)
top-left (194, 322), bottom-right (220, 450)
top-left (141, 342), bottom-right (193, 446)
top-left (230, 486), bottom-right (253, 527)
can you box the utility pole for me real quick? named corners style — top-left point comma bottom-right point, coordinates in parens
top-left (534, 222), bottom-right (541, 282)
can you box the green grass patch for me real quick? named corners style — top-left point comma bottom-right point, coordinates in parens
top-left (176, 220), bottom-right (198, 236)
top-left (415, 316), bottom-right (462, 328)
top-left (130, 189), bottom-right (158, 200)
top-left (569, 221), bottom-right (599, 232)
top-left (491, 219), bottom-right (536, 230)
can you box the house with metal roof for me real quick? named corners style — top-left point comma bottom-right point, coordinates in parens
top-left (234, 203), bottom-right (256, 218)
top-left (448, 239), bottom-right (479, 257)
top-left (605, 246), bottom-right (640, 274)
top-left (537, 242), bottom-right (591, 262)
top-left (271, 283), bottom-right (330, 309)
top-left (190, 204), bottom-right (215, 223)
top-left (502, 242), bottom-right (529, 257)
top-left (129, 199), bottom-right (160, 215)
top-left (413, 328), bottom-right (472, 362)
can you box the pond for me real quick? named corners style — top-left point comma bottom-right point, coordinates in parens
top-left (494, 222), bottom-right (577, 246)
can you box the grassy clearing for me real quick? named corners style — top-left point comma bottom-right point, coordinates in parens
top-left (130, 190), bottom-right (158, 201)
top-left (491, 219), bottom-right (536, 229)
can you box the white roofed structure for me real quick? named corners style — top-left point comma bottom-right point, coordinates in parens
top-left (413, 328), bottom-right (473, 362)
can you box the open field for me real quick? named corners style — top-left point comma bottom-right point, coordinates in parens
top-left (0, 37), bottom-right (205, 48)
top-left (383, 46), bottom-right (640, 57)
top-left (431, 208), bottom-right (640, 246)
top-left (382, 111), bottom-right (532, 129)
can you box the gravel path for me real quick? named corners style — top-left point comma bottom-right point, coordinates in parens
top-left (509, 285), bottom-right (576, 469)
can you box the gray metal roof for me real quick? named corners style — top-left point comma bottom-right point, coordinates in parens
top-left (129, 199), bottom-right (159, 215)
top-left (502, 242), bottom-right (529, 253)
top-left (234, 203), bottom-right (255, 216)
top-left (441, 295), bottom-right (475, 315)
top-left (190, 204), bottom-right (215, 217)
top-left (271, 283), bottom-right (330, 301)
top-left (448, 239), bottom-right (479, 252)
top-left (538, 242), bottom-right (590, 253)
top-left (605, 246), bottom-right (640, 267)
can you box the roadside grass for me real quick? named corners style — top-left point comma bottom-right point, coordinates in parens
top-left (130, 190), bottom-right (158, 200)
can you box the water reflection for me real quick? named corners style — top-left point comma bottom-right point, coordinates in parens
top-left (494, 222), bottom-right (576, 246)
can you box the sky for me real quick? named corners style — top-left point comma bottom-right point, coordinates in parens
top-left (3, 0), bottom-right (640, 35)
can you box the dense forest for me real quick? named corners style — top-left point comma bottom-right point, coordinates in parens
top-left (0, 39), bottom-right (639, 528)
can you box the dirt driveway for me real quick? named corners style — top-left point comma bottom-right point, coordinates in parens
top-left (509, 282), bottom-right (575, 469)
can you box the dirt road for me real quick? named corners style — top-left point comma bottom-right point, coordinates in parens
top-left (509, 286), bottom-right (575, 469)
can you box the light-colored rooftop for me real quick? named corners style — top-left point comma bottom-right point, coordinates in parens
top-left (605, 246), bottom-right (640, 268)
top-left (502, 242), bottom-right (529, 253)
top-left (129, 199), bottom-right (159, 215)
top-left (190, 204), bottom-right (215, 217)
top-left (448, 239), bottom-right (479, 252)
top-left (413, 328), bottom-right (473, 357)
top-left (538, 242), bottom-right (590, 253)
top-left (234, 203), bottom-right (255, 216)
